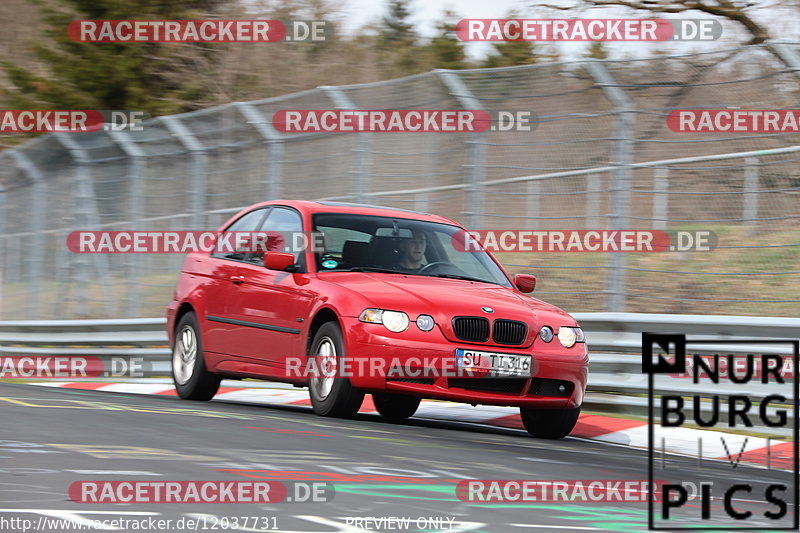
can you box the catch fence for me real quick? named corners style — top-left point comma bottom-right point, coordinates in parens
top-left (1, 43), bottom-right (799, 318)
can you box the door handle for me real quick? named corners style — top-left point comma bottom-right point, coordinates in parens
top-left (231, 275), bottom-right (246, 285)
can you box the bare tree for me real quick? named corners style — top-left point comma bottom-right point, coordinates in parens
top-left (536, 1), bottom-right (773, 44)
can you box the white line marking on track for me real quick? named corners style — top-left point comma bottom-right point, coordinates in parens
top-left (509, 525), bottom-right (604, 530)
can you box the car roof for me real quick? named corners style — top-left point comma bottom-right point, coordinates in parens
top-left (249, 200), bottom-right (458, 225)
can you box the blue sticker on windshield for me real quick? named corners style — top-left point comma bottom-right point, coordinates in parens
top-left (322, 259), bottom-right (338, 269)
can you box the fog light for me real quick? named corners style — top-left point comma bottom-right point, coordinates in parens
top-left (416, 314), bottom-right (435, 332)
top-left (557, 384), bottom-right (567, 394)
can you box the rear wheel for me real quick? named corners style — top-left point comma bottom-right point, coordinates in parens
top-left (308, 321), bottom-right (364, 418)
top-left (372, 393), bottom-right (421, 419)
top-left (172, 312), bottom-right (221, 401)
top-left (519, 405), bottom-right (581, 439)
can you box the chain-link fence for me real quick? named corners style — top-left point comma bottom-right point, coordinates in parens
top-left (1, 43), bottom-right (799, 319)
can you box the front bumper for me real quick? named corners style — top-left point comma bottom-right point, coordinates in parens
top-left (342, 317), bottom-right (588, 408)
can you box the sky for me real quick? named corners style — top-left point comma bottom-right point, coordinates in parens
top-left (337, 0), bottom-right (800, 61)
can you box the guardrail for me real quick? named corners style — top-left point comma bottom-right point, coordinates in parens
top-left (0, 318), bottom-right (169, 358)
top-left (1, 313), bottom-right (797, 433)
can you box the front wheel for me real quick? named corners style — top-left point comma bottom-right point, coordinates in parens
top-left (372, 393), bottom-right (421, 419)
top-left (172, 312), bottom-right (221, 401)
top-left (519, 405), bottom-right (581, 439)
top-left (308, 321), bottom-right (364, 418)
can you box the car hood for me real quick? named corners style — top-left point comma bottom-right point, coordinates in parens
top-left (319, 272), bottom-right (576, 344)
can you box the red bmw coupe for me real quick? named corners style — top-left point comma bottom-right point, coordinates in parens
top-left (167, 201), bottom-right (588, 439)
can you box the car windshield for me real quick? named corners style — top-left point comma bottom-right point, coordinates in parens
top-left (312, 213), bottom-right (512, 287)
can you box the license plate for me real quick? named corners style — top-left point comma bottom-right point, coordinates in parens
top-left (455, 349), bottom-right (531, 377)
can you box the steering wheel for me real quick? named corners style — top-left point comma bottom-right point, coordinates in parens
top-left (418, 261), bottom-right (459, 274)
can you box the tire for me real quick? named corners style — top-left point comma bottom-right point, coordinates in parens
top-left (519, 405), bottom-right (581, 439)
top-left (373, 393), bottom-right (421, 419)
top-left (172, 312), bottom-right (221, 401)
top-left (308, 321), bottom-right (364, 418)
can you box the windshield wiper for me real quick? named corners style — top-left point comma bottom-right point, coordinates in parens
top-left (431, 273), bottom-right (495, 284)
top-left (344, 266), bottom-right (408, 275)
top-left (338, 268), bottom-right (496, 284)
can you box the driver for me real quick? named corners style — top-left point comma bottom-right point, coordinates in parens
top-left (396, 230), bottom-right (427, 273)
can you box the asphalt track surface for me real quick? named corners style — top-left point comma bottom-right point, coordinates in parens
top-left (0, 381), bottom-right (794, 533)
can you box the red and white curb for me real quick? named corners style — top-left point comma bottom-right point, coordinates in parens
top-left (30, 381), bottom-right (793, 470)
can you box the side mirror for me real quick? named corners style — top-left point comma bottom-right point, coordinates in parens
top-left (264, 251), bottom-right (296, 272)
top-left (514, 273), bottom-right (536, 293)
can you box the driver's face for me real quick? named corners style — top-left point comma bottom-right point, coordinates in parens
top-left (401, 233), bottom-right (426, 261)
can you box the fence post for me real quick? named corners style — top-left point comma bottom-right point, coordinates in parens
top-left (108, 130), bottom-right (146, 317)
top-left (415, 192), bottom-right (430, 213)
top-left (436, 70), bottom-right (486, 229)
top-left (54, 133), bottom-right (115, 316)
top-left (770, 43), bottom-right (800, 81)
top-left (653, 168), bottom-right (669, 230)
top-left (236, 103), bottom-right (283, 200)
top-left (743, 157), bottom-right (760, 231)
top-left (586, 61), bottom-right (635, 312)
top-left (586, 173), bottom-right (601, 229)
top-left (162, 116), bottom-right (207, 228)
top-left (7, 150), bottom-right (45, 319)
top-left (320, 86), bottom-right (370, 204)
top-left (527, 181), bottom-right (540, 229)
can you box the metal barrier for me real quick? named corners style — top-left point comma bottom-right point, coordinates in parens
top-left (2, 313), bottom-right (797, 431)
top-left (0, 317), bottom-right (169, 358)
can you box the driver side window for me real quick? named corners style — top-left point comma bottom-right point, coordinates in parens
top-left (212, 208), bottom-right (269, 262)
top-left (253, 207), bottom-right (304, 267)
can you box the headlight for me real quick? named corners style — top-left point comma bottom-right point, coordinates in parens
top-left (416, 314), bottom-right (435, 332)
top-left (557, 326), bottom-right (585, 348)
top-left (539, 326), bottom-right (553, 342)
top-left (382, 311), bottom-right (410, 332)
top-left (359, 308), bottom-right (409, 333)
